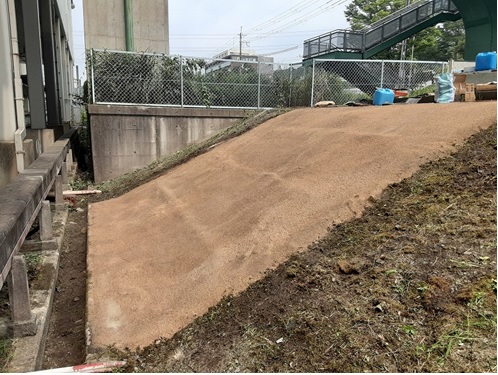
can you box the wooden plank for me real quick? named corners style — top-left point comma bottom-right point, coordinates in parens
top-left (475, 84), bottom-right (497, 92)
top-left (63, 190), bottom-right (102, 196)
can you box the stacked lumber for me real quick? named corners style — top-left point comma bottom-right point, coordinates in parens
top-left (475, 82), bottom-right (497, 101)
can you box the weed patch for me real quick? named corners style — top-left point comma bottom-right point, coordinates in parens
top-left (0, 338), bottom-right (13, 371)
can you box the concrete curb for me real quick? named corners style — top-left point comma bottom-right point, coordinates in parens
top-left (5, 205), bottom-right (69, 372)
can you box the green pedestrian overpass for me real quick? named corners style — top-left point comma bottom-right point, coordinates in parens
top-left (303, 0), bottom-right (496, 61)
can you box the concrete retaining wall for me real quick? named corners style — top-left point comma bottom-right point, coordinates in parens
top-left (88, 105), bottom-right (258, 183)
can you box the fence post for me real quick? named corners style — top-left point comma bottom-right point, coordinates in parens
top-left (39, 200), bottom-right (53, 241)
top-left (380, 60), bottom-right (385, 88)
top-left (289, 64), bottom-right (293, 107)
top-left (91, 49), bottom-right (96, 104)
top-left (311, 59), bottom-right (316, 107)
top-left (55, 175), bottom-right (63, 205)
top-left (61, 161), bottom-right (68, 184)
top-left (66, 149), bottom-right (74, 175)
top-left (257, 60), bottom-right (261, 109)
top-left (180, 56), bottom-right (184, 108)
top-left (7, 255), bottom-right (37, 336)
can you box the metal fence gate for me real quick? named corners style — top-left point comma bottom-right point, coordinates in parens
top-left (89, 49), bottom-right (448, 108)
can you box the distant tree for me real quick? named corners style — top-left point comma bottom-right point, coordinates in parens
top-left (345, 0), bottom-right (465, 61)
top-left (436, 19), bottom-right (465, 60)
top-left (345, 0), bottom-right (406, 31)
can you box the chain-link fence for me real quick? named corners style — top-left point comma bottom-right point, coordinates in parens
top-left (89, 49), bottom-right (309, 108)
top-left (311, 59), bottom-right (448, 105)
top-left (89, 49), bottom-right (448, 108)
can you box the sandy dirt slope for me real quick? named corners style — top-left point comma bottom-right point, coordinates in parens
top-left (87, 102), bottom-right (496, 350)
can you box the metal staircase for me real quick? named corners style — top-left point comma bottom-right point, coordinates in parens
top-left (303, 0), bottom-right (461, 60)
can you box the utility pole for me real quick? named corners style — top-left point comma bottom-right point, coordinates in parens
top-left (400, 0), bottom-right (410, 60)
top-left (239, 26), bottom-right (243, 60)
top-left (399, 0), bottom-right (411, 87)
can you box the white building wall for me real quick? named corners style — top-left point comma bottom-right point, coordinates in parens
top-left (56, 0), bottom-right (75, 123)
top-left (57, 0), bottom-right (74, 55)
top-left (1, 0), bottom-right (75, 186)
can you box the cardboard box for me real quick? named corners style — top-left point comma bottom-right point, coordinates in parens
top-left (465, 83), bottom-right (475, 101)
top-left (455, 82), bottom-right (475, 102)
top-left (464, 92), bottom-right (476, 102)
top-left (453, 73), bottom-right (467, 96)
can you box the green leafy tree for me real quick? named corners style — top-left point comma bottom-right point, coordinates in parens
top-left (406, 20), bottom-right (465, 61)
top-left (345, 0), bottom-right (465, 61)
top-left (345, 0), bottom-right (406, 31)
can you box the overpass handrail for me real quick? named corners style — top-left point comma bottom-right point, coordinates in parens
top-left (362, 0), bottom-right (428, 31)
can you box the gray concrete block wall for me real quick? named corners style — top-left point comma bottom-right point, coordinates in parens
top-left (0, 142), bottom-right (17, 188)
top-left (89, 105), bottom-right (256, 183)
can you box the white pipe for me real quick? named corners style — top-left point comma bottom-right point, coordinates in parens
top-left (8, 0), bottom-right (26, 172)
top-left (0, 1), bottom-right (17, 142)
top-left (27, 361), bottom-right (126, 373)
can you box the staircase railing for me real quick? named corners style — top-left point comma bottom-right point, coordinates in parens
top-left (362, 0), bottom-right (427, 31)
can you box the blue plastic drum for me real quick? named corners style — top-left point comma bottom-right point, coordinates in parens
top-left (475, 52), bottom-right (497, 71)
top-left (373, 88), bottom-right (395, 106)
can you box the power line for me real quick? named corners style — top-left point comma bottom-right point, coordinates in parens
top-left (212, 1), bottom-right (315, 53)
top-left (259, 45), bottom-right (298, 56)
top-left (211, 0), bottom-right (330, 55)
top-left (248, 0), bottom-right (349, 42)
top-left (244, 0), bottom-right (318, 34)
top-left (170, 29), bottom-right (333, 39)
top-left (211, 0), bottom-right (348, 56)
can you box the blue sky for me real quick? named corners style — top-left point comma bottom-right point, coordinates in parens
top-left (72, 0), bottom-right (351, 79)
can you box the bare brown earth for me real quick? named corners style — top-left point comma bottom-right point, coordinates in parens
top-left (125, 121), bottom-right (496, 373)
top-left (86, 101), bottom-right (497, 354)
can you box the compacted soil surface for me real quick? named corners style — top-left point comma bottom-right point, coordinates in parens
top-left (119, 119), bottom-right (497, 373)
top-left (32, 103), bottom-right (496, 372)
top-left (86, 103), bottom-right (495, 352)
